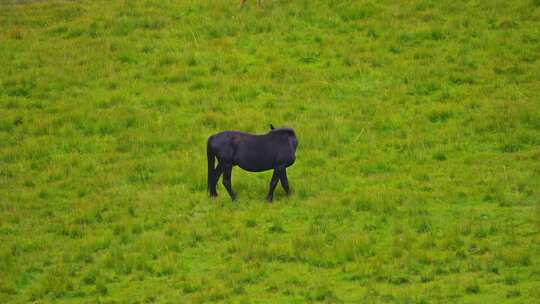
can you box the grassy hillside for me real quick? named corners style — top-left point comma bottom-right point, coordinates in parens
top-left (1, 0), bottom-right (539, 302)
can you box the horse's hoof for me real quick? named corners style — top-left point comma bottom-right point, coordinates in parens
top-left (266, 197), bottom-right (273, 203)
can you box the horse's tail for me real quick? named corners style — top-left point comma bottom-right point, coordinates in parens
top-left (207, 137), bottom-right (216, 192)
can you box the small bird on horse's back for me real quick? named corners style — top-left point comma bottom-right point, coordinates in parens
top-left (207, 125), bottom-right (298, 202)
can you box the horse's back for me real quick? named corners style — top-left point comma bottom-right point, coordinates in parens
top-left (208, 131), bottom-right (258, 161)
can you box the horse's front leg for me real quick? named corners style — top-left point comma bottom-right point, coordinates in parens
top-left (266, 167), bottom-right (281, 202)
top-left (279, 167), bottom-right (290, 196)
top-left (222, 163), bottom-right (236, 201)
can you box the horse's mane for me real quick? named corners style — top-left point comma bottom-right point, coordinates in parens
top-left (269, 127), bottom-right (295, 135)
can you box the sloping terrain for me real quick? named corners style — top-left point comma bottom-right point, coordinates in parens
top-left (1, 0), bottom-right (539, 302)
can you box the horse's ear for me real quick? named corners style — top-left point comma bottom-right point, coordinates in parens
top-left (269, 124), bottom-right (275, 130)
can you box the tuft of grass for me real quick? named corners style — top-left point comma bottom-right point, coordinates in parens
top-left (465, 281), bottom-right (481, 294)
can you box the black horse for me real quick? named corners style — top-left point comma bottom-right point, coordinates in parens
top-left (207, 125), bottom-right (298, 202)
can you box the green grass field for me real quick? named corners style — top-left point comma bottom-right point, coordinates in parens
top-left (1, 0), bottom-right (539, 302)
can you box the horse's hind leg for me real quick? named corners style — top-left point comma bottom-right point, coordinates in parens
top-left (210, 163), bottom-right (223, 197)
top-left (279, 167), bottom-right (290, 195)
top-left (215, 163), bottom-right (223, 183)
top-left (222, 163), bottom-right (236, 201)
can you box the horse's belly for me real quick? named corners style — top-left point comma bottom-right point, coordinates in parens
top-left (237, 162), bottom-right (272, 172)
top-left (235, 157), bottom-right (273, 172)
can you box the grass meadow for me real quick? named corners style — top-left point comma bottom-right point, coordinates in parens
top-left (1, 0), bottom-right (539, 302)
